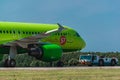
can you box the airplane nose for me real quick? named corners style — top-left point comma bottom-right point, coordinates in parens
top-left (81, 39), bottom-right (86, 49)
top-left (74, 31), bottom-right (86, 50)
top-left (79, 37), bottom-right (86, 50)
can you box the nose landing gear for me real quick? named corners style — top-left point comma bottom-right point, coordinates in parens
top-left (4, 46), bottom-right (17, 67)
top-left (4, 56), bottom-right (16, 67)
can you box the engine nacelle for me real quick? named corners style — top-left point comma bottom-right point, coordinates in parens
top-left (28, 44), bottom-right (63, 62)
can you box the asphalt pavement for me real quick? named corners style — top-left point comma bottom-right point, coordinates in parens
top-left (0, 66), bottom-right (120, 70)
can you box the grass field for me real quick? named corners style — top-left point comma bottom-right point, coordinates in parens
top-left (0, 67), bottom-right (120, 80)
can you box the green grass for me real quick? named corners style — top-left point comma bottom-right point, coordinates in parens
top-left (0, 68), bottom-right (120, 80)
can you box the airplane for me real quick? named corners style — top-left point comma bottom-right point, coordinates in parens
top-left (0, 21), bottom-right (86, 67)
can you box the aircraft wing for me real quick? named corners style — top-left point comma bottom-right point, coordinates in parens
top-left (5, 23), bottom-right (66, 48)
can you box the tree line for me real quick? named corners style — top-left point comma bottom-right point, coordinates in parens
top-left (0, 52), bottom-right (120, 67)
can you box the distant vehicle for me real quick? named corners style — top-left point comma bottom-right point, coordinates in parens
top-left (79, 54), bottom-right (118, 66)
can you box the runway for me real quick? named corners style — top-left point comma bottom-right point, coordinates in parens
top-left (0, 66), bottom-right (120, 70)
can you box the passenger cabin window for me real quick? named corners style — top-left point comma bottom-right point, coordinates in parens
top-left (32, 32), bottom-right (34, 34)
top-left (76, 32), bottom-right (80, 37)
top-left (63, 33), bottom-right (67, 36)
top-left (10, 31), bottom-right (12, 34)
top-left (35, 32), bottom-right (37, 34)
top-left (18, 31), bottom-right (20, 34)
top-left (6, 31), bottom-right (8, 33)
top-left (29, 32), bottom-right (31, 34)
top-left (23, 32), bottom-right (25, 34)
top-left (26, 32), bottom-right (28, 34)
top-left (3, 31), bottom-right (5, 33)
top-left (13, 31), bottom-right (15, 34)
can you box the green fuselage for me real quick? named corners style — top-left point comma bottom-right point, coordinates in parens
top-left (0, 22), bottom-right (86, 52)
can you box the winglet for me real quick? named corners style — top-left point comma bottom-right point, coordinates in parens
top-left (45, 23), bottom-right (66, 35)
top-left (57, 23), bottom-right (66, 32)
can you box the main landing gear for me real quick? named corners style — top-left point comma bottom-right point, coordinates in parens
top-left (4, 57), bottom-right (16, 67)
top-left (4, 46), bottom-right (17, 67)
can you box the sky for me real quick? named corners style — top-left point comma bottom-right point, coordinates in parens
top-left (0, 0), bottom-right (120, 52)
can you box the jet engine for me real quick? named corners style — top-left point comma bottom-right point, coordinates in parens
top-left (28, 43), bottom-right (63, 62)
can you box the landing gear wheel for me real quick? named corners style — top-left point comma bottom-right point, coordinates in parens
top-left (4, 59), bottom-right (16, 67)
top-left (57, 61), bottom-right (64, 67)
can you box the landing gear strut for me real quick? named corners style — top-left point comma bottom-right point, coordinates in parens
top-left (4, 46), bottom-right (17, 67)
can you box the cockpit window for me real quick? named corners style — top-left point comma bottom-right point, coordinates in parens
top-left (76, 32), bottom-right (80, 37)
